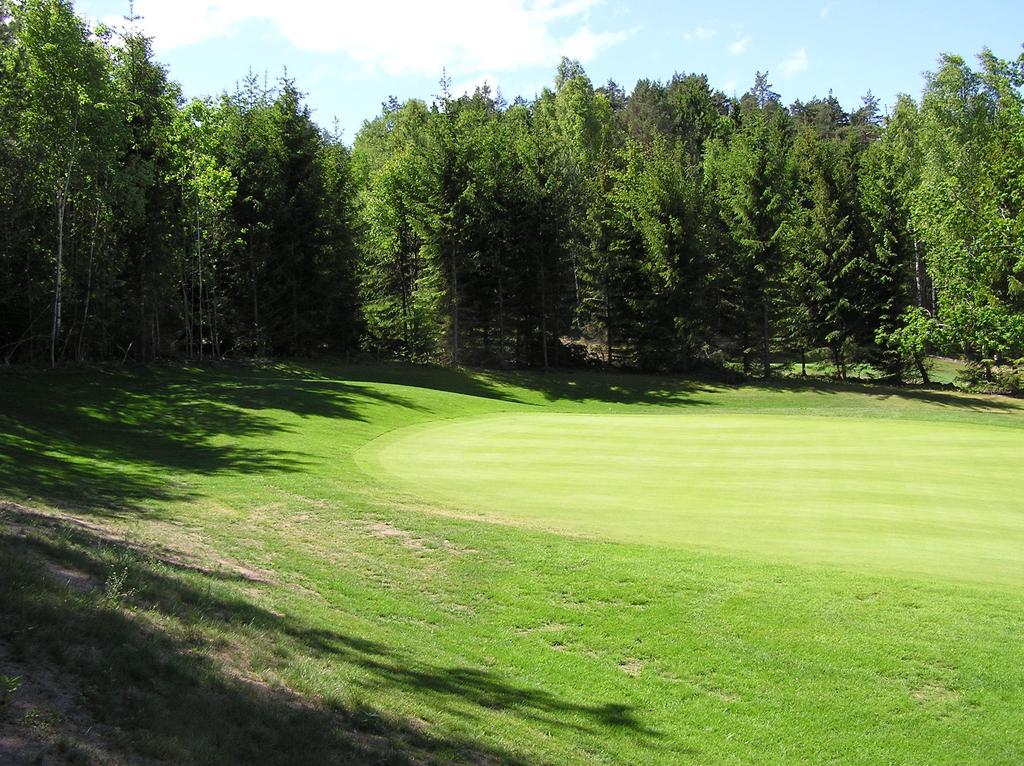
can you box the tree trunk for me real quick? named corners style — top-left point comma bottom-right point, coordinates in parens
top-left (571, 249), bottom-right (580, 313)
top-left (915, 354), bottom-right (930, 385)
top-left (398, 241), bottom-right (412, 353)
top-left (77, 210), bottom-right (99, 363)
top-left (209, 276), bottom-right (220, 358)
top-left (51, 123), bottom-right (77, 368)
top-left (197, 209), bottom-right (204, 360)
top-left (539, 262), bottom-right (549, 371)
top-left (605, 284), bottom-right (612, 367)
top-left (249, 233), bottom-right (259, 350)
top-left (182, 280), bottom-right (193, 358)
top-left (290, 244), bottom-right (299, 354)
top-left (834, 346), bottom-right (846, 381)
top-left (761, 300), bottom-right (771, 378)
top-left (450, 250), bottom-right (460, 365)
top-left (497, 274), bottom-right (506, 366)
top-left (741, 328), bottom-right (751, 375)
top-left (292, 278), bottom-right (299, 355)
top-left (50, 200), bottom-right (65, 368)
top-left (137, 267), bottom-right (147, 361)
top-left (913, 236), bottom-right (925, 309)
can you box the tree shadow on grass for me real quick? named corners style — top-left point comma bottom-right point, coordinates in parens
top-left (0, 507), bottom-right (665, 765)
top-left (330, 359), bottom-right (1018, 413)
top-left (751, 376), bottom-right (1024, 413)
top-left (0, 364), bottom-right (427, 515)
top-left (319, 360), bottom-right (530, 405)
top-left (489, 366), bottom-right (1024, 413)
top-left (487, 368), bottom-right (718, 408)
top-left (331, 360), bottom-right (717, 409)
top-left (332, 357), bottom-right (1023, 413)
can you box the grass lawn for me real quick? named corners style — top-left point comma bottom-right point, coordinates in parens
top-left (364, 411), bottom-right (1024, 586)
top-left (1, 362), bottom-right (1023, 764)
top-left (927, 356), bottom-right (970, 386)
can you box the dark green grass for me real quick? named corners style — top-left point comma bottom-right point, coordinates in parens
top-left (1, 362), bottom-right (1023, 764)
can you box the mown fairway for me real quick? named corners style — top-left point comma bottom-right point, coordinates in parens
top-left (365, 412), bottom-right (1024, 585)
top-left (2, 363), bottom-right (1024, 765)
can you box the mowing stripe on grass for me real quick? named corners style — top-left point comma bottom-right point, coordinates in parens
top-left (363, 412), bottom-right (1024, 586)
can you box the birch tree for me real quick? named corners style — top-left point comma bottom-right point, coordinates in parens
top-left (14, 0), bottom-right (112, 365)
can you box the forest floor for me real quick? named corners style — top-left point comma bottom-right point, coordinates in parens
top-left (1, 362), bottom-right (1022, 765)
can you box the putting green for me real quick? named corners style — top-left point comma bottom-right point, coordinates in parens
top-left (363, 412), bottom-right (1024, 585)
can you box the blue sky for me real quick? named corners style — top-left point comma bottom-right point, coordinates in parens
top-left (75, 1), bottom-right (1023, 143)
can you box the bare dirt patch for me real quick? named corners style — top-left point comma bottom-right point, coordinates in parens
top-left (41, 561), bottom-right (98, 593)
top-left (514, 622), bottom-right (569, 637)
top-left (699, 685), bottom-right (739, 703)
top-left (366, 521), bottom-right (474, 555)
top-left (911, 681), bottom-right (959, 706)
top-left (1, 502), bottom-right (276, 586)
top-left (619, 659), bottom-right (645, 677)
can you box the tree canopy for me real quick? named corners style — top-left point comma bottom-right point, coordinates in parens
top-left (1, 3), bottom-right (1022, 388)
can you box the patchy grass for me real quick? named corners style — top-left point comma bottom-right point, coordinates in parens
top-left (1, 362), bottom-right (1023, 764)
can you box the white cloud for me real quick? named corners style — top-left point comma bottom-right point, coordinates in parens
top-left (781, 47), bottom-right (809, 77)
top-left (561, 25), bottom-right (632, 61)
top-left (684, 26), bottom-right (717, 42)
top-left (722, 79), bottom-right (737, 94)
top-left (125, 0), bottom-right (628, 76)
top-left (727, 36), bottom-right (751, 55)
top-left (820, 4), bottom-right (834, 19)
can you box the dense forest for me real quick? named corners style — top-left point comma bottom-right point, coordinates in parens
top-left (1, 1), bottom-right (1022, 389)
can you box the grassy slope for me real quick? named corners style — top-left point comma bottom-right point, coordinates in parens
top-left (1, 362), bottom-right (1023, 765)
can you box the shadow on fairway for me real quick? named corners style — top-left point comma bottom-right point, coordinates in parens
top-left (328, 359), bottom-right (1020, 412)
top-left (0, 365), bottom-right (424, 515)
top-left (334, 360), bottom-right (717, 408)
top-left (0, 507), bottom-right (663, 765)
top-left (753, 376), bottom-right (1023, 412)
top-left (323, 360), bottom-right (530, 404)
top-left (488, 368), bottom-right (718, 407)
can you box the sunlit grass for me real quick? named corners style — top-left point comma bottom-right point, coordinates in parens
top-left (1, 362), bottom-right (1022, 764)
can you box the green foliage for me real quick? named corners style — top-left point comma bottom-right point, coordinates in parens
top-left (0, 673), bottom-right (20, 709)
top-left (588, 136), bottom-right (711, 369)
top-left (912, 51), bottom-right (1024, 361)
top-left (783, 126), bottom-right (873, 378)
top-left (354, 99), bottom-right (445, 359)
top-left (857, 97), bottom-right (923, 378)
top-left (0, 9), bottom-right (360, 364)
top-left (705, 75), bottom-right (792, 376)
top-left (876, 306), bottom-right (941, 382)
top-left (957, 355), bottom-right (1024, 394)
top-left (0, 0), bottom-right (119, 364)
top-left (0, 0), bottom-right (1020, 382)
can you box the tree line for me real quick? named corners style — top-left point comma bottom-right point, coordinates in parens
top-left (2, 1), bottom-right (1022, 386)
